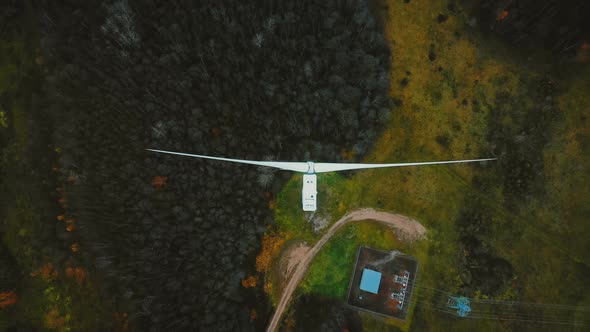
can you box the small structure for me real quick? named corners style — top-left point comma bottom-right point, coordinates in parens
top-left (359, 269), bottom-right (382, 294)
top-left (447, 296), bottom-right (471, 317)
top-left (347, 247), bottom-right (419, 321)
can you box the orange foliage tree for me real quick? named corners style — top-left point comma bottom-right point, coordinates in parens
top-left (30, 263), bottom-right (59, 281)
top-left (268, 199), bottom-right (277, 210)
top-left (255, 232), bottom-right (287, 273)
top-left (241, 275), bottom-right (257, 288)
top-left (65, 266), bottom-right (87, 285)
top-left (151, 176), bottom-right (168, 189)
top-left (63, 218), bottom-right (76, 232)
top-left (249, 309), bottom-right (257, 321)
top-left (0, 291), bottom-right (17, 308)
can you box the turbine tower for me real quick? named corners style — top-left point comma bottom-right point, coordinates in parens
top-left (147, 149), bottom-right (495, 211)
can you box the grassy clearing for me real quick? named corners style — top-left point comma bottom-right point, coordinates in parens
top-left (274, 172), bottom-right (350, 243)
top-left (269, 0), bottom-right (590, 330)
top-left (300, 222), bottom-right (401, 299)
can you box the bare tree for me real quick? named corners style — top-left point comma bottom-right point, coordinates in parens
top-left (252, 32), bottom-right (264, 48)
top-left (101, 0), bottom-right (140, 48)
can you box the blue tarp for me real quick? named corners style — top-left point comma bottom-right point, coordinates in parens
top-left (359, 268), bottom-right (381, 294)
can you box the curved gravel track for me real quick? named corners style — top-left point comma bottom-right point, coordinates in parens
top-left (266, 208), bottom-right (427, 332)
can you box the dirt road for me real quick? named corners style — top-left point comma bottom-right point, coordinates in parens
top-left (266, 208), bottom-right (427, 332)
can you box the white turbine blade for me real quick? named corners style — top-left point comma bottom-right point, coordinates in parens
top-left (313, 158), bottom-right (496, 173)
top-left (146, 149), bottom-right (310, 173)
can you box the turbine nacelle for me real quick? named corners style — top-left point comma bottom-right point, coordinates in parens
top-left (302, 174), bottom-right (317, 211)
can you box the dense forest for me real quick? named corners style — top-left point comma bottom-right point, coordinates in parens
top-left (470, 0), bottom-right (590, 54)
top-left (19, 0), bottom-right (391, 330)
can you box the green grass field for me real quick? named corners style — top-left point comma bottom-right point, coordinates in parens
top-left (300, 222), bottom-right (402, 299)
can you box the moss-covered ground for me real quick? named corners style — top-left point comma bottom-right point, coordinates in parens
top-left (268, 0), bottom-right (590, 331)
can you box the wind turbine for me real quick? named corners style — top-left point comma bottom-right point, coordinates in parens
top-left (146, 149), bottom-right (495, 212)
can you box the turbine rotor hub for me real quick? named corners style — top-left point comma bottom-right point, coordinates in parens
top-left (306, 161), bottom-right (315, 174)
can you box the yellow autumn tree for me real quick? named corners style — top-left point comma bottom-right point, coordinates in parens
top-left (264, 281), bottom-right (273, 295)
top-left (340, 148), bottom-right (356, 161)
top-left (44, 308), bottom-right (65, 330)
top-left (255, 232), bottom-right (286, 273)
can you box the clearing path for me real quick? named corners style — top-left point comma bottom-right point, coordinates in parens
top-left (280, 242), bottom-right (311, 281)
top-left (266, 208), bottom-right (427, 332)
